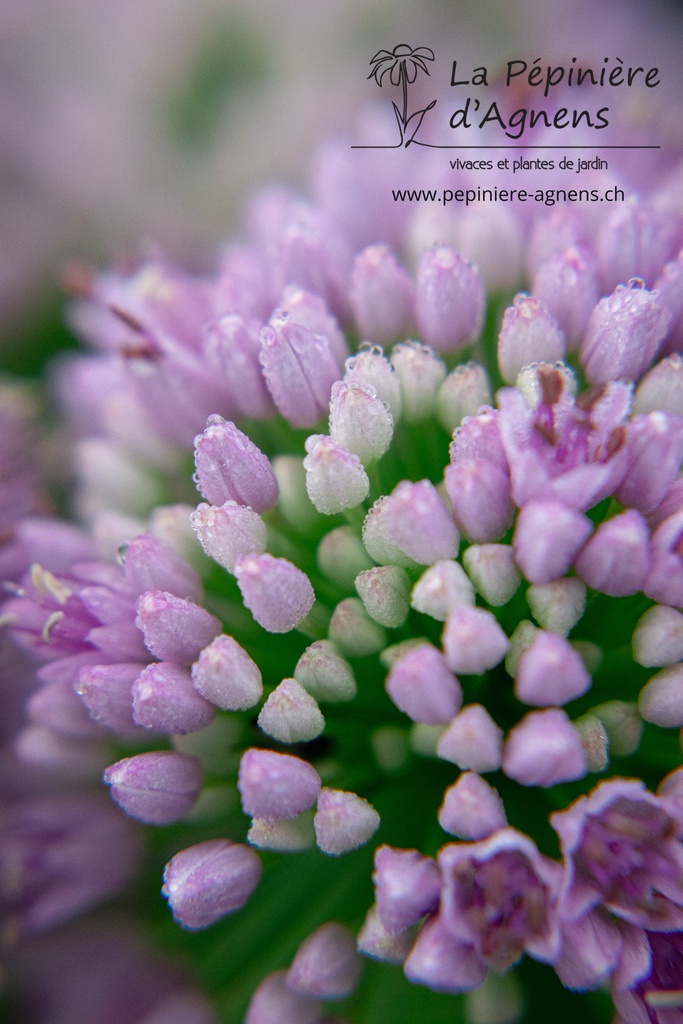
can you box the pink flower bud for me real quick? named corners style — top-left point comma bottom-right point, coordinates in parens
top-left (362, 497), bottom-right (415, 568)
top-left (162, 839), bottom-right (261, 930)
top-left (191, 502), bottom-right (266, 573)
top-left (633, 605), bottom-right (683, 667)
top-left (135, 591), bottom-right (221, 664)
top-left (513, 500), bottom-right (593, 584)
top-left (247, 813), bottom-right (315, 852)
top-left (27, 678), bottom-right (103, 739)
top-left (390, 342), bottom-right (447, 421)
top-left (436, 704), bottom-right (503, 773)
top-left (328, 598), bottom-right (387, 657)
top-left (357, 905), bottom-right (415, 963)
top-left (526, 579), bottom-right (586, 637)
top-left (191, 634), bottom-right (263, 710)
top-left (415, 246), bottom-right (484, 352)
top-left (444, 460), bottom-right (514, 543)
top-left (294, 640), bottom-right (357, 702)
top-left (193, 416), bottom-right (278, 512)
top-left (380, 480), bottom-right (459, 565)
top-left (581, 280), bottom-right (670, 387)
top-left (276, 285), bottom-right (348, 367)
top-left (497, 294), bottom-right (565, 385)
top-left (303, 434), bottom-right (369, 514)
top-left (272, 454), bottom-right (318, 531)
top-left (123, 533), bottom-right (202, 602)
top-left (314, 788), bottom-right (380, 855)
top-left (132, 663), bottom-right (215, 734)
top-left (404, 913), bottom-right (487, 993)
top-left (633, 354), bottom-right (683, 416)
top-left (502, 709), bottom-right (587, 787)
top-left (574, 510), bottom-right (650, 596)
top-left (245, 971), bottom-right (322, 1024)
top-left (257, 679), bottom-right (325, 743)
top-left (639, 666), bottom-right (683, 727)
top-left (462, 544), bottom-right (520, 606)
top-left (259, 315), bottom-right (340, 427)
top-left (287, 923), bottom-right (361, 1000)
top-left (514, 630), bottom-right (591, 706)
top-left (76, 661), bottom-right (148, 734)
top-left (355, 566), bottom-right (410, 628)
top-left (104, 751), bottom-right (202, 824)
top-left (373, 845), bottom-right (441, 934)
top-left (328, 381), bottom-right (393, 464)
top-left (645, 510), bottom-right (683, 607)
top-left (344, 344), bottom-right (402, 419)
top-left (438, 772), bottom-right (507, 839)
top-left (235, 554), bottom-right (315, 633)
top-left (238, 749), bottom-right (321, 822)
top-left (350, 244), bottom-right (415, 346)
top-left (386, 644), bottom-right (462, 725)
top-left (532, 246), bottom-right (599, 349)
top-left (596, 197), bottom-right (678, 293)
top-left (442, 606), bottom-right (509, 675)
top-left (204, 314), bottom-right (274, 419)
top-left (437, 362), bottom-right (492, 434)
top-left (410, 560), bottom-right (475, 621)
top-left (617, 412), bottom-right (683, 515)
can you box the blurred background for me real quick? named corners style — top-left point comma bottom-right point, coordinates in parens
top-left (3, 0), bottom-right (683, 373)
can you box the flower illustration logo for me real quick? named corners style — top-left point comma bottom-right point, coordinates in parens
top-left (368, 44), bottom-right (436, 146)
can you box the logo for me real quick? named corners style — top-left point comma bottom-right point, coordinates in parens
top-left (367, 45), bottom-right (436, 147)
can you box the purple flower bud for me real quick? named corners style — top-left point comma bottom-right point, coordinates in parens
top-left (275, 285), bottom-right (348, 367)
top-left (633, 605), bottom-right (683, 667)
top-left (436, 362), bottom-right (492, 434)
top-left (234, 554), bottom-right (315, 633)
top-left (574, 510), bottom-right (650, 596)
top-left (532, 246), bottom-right (599, 349)
top-left (404, 913), bottom-right (487, 994)
top-left (444, 460), bottom-right (514, 543)
top-left (644, 510), bottom-right (683, 608)
top-left (357, 905), bottom-right (415, 963)
top-left (502, 709), bottom-right (587, 787)
top-left (317, 526), bottom-right (374, 590)
top-left (415, 246), bottom-right (484, 352)
top-left (386, 644), bottom-right (462, 725)
top-left (596, 197), bottom-right (679, 293)
top-left (350, 244), bottom-right (415, 345)
top-left (617, 412), bottom-right (683, 515)
top-left (639, 666), bottom-right (683, 727)
top-left (75, 662), bottom-right (148, 734)
top-left (526, 578), bottom-right (586, 637)
top-left (436, 704), bottom-right (504, 773)
top-left (373, 845), bottom-right (441, 934)
top-left (513, 500), bottom-right (593, 584)
top-left (362, 497), bottom-right (415, 568)
top-left (162, 839), bottom-right (261, 930)
top-left (390, 342), bottom-right (447, 421)
top-left (655, 252), bottom-right (683, 355)
top-left (294, 640), bottom-right (356, 702)
top-left (259, 315), bottom-right (340, 428)
top-left (328, 597), bottom-right (387, 657)
top-left (462, 544), bottom-right (520, 607)
top-left (238, 748), bottom-right (321, 821)
top-left (123, 533), bottom-right (203, 602)
top-left (245, 970), bottom-right (322, 1024)
top-left (581, 281), bottom-right (671, 387)
top-left (515, 630), bottom-right (591, 707)
top-left (103, 751), bottom-right (202, 824)
top-left (314, 788), bottom-right (380, 855)
top-left (410, 560), bottom-right (475, 621)
top-left (381, 480), bottom-right (459, 565)
top-left (190, 502), bottom-right (266, 574)
top-left (634, 354), bottom-right (683, 416)
top-left (257, 679), bottom-right (325, 743)
top-left (328, 381), bottom-right (393, 464)
top-left (191, 634), bottom-right (263, 710)
top-left (303, 434), bottom-right (369, 514)
top-left (193, 416), bottom-right (279, 512)
top-left (442, 606), bottom-right (509, 675)
top-left (344, 344), bottom-right (402, 420)
top-left (247, 813), bottom-right (316, 852)
top-left (287, 922), bottom-right (361, 1000)
top-left (498, 294), bottom-right (565, 385)
top-left (438, 772), bottom-right (507, 839)
top-left (27, 678), bottom-right (104, 739)
top-left (135, 591), bottom-right (221, 664)
top-left (131, 662), bottom-right (215, 735)
top-left (355, 566), bottom-right (410, 628)
top-left (203, 315), bottom-right (274, 419)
